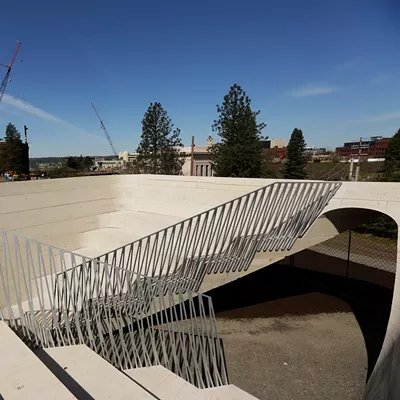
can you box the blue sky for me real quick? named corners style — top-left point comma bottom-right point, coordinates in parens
top-left (0, 0), bottom-right (399, 157)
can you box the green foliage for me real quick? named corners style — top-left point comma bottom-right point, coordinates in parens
top-left (1, 123), bottom-right (29, 174)
top-left (354, 215), bottom-right (398, 239)
top-left (384, 129), bottom-right (400, 181)
top-left (65, 155), bottom-right (93, 171)
top-left (209, 84), bottom-right (266, 178)
top-left (136, 103), bottom-right (185, 175)
top-left (284, 128), bottom-right (307, 179)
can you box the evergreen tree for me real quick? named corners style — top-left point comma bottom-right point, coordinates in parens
top-left (66, 156), bottom-right (80, 170)
top-left (136, 103), bottom-right (184, 175)
top-left (384, 129), bottom-right (400, 181)
top-left (2, 123), bottom-right (27, 174)
top-left (284, 128), bottom-right (308, 179)
top-left (210, 84), bottom-right (266, 177)
top-left (83, 156), bottom-right (94, 170)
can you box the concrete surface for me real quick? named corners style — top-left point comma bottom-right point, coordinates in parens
top-left (125, 365), bottom-right (258, 400)
top-left (202, 385), bottom-right (260, 400)
top-left (1, 175), bottom-right (400, 399)
top-left (125, 365), bottom-right (206, 400)
top-left (42, 344), bottom-right (156, 399)
top-left (216, 312), bottom-right (367, 400)
top-left (0, 322), bottom-right (76, 400)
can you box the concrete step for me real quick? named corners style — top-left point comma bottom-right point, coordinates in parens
top-left (40, 345), bottom-right (155, 399)
top-left (124, 365), bottom-right (260, 400)
top-left (202, 385), bottom-right (260, 400)
top-left (124, 365), bottom-right (206, 400)
top-left (0, 322), bottom-right (75, 400)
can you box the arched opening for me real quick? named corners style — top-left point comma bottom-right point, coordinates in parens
top-left (207, 208), bottom-right (398, 400)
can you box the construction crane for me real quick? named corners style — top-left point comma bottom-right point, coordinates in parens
top-left (90, 101), bottom-right (118, 157)
top-left (0, 40), bottom-right (21, 103)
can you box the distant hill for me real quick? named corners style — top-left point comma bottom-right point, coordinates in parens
top-left (29, 157), bottom-right (64, 168)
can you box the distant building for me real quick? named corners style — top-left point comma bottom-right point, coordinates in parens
top-left (335, 136), bottom-right (391, 159)
top-left (267, 146), bottom-right (287, 160)
top-left (119, 151), bottom-right (137, 164)
top-left (180, 145), bottom-right (213, 176)
top-left (95, 158), bottom-right (124, 170)
top-left (261, 138), bottom-right (288, 160)
top-left (260, 138), bottom-right (287, 150)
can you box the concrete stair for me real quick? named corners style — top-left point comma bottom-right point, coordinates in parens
top-left (125, 365), bottom-right (205, 399)
top-left (202, 385), bottom-right (259, 400)
top-left (0, 308), bottom-right (259, 400)
top-left (125, 365), bottom-right (259, 400)
top-left (39, 345), bottom-right (156, 399)
top-left (0, 322), bottom-right (75, 400)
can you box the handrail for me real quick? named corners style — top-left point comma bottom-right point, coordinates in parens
top-left (92, 181), bottom-right (341, 291)
top-left (0, 231), bottom-right (228, 388)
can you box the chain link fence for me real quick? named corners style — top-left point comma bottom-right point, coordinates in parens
top-left (292, 222), bottom-right (398, 288)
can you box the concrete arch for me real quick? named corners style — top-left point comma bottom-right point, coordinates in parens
top-left (269, 198), bottom-right (400, 399)
top-left (314, 200), bottom-right (400, 399)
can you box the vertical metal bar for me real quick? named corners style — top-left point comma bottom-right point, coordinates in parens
top-left (346, 230), bottom-right (352, 278)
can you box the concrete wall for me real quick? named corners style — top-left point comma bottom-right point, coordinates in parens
top-left (1, 175), bottom-right (400, 398)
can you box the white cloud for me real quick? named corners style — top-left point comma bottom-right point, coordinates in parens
top-left (360, 112), bottom-right (400, 123)
top-left (343, 112), bottom-right (400, 124)
top-left (2, 94), bottom-right (64, 123)
top-left (1, 94), bottom-right (101, 139)
top-left (288, 84), bottom-right (338, 98)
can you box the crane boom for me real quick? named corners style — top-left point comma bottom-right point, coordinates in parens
top-left (90, 101), bottom-right (118, 157)
top-left (0, 41), bottom-right (21, 103)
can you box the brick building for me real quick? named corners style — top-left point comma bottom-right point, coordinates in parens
top-left (335, 136), bottom-right (391, 159)
top-left (261, 138), bottom-right (288, 160)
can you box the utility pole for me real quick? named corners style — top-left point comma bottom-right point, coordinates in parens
top-left (24, 125), bottom-right (30, 180)
top-left (349, 156), bottom-right (354, 181)
top-left (190, 136), bottom-right (195, 176)
top-left (354, 137), bottom-right (362, 182)
top-left (350, 136), bottom-right (369, 182)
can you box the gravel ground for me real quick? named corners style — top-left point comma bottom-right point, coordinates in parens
top-left (216, 295), bottom-right (368, 400)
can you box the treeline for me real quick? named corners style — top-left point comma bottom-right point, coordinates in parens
top-left (383, 129), bottom-right (400, 181)
top-left (65, 155), bottom-right (93, 171)
top-left (135, 84), bottom-right (308, 179)
top-left (30, 157), bottom-right (63, 168)
top-left (355, 215), bottom-right (397, 239)
top-left (135, 83), bottom-right (400, 181)
top-left (42, 156), bottom-right (94, 179)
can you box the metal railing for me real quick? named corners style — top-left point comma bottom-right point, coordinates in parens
top-left (92, 181), bottom-right (341, 292)
top-left (0, 181), bottom-right (342, 388)
top-left (0, 231), bottom-right (228, 388)
top-left (307, 228), bottom-right (397, 275)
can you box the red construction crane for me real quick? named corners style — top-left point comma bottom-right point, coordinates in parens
top-left (0, 40), bottom-right (21, 103)
top-left (90, 101), bottom-right (118, 157)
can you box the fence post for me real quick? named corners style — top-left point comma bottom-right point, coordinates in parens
top-left (346, 230), bottom-right (352, 278)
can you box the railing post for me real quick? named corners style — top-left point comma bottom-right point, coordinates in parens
top-left (346, 230), bottom-right (352, 278)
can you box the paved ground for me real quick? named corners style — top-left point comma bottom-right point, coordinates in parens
top-left (216, 293), bottom-right (368, 400)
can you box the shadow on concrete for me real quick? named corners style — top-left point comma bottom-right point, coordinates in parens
top-left (34, 349), bottom-right (95, 399)
top-left (207, 263), bottom-right (393, 380)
